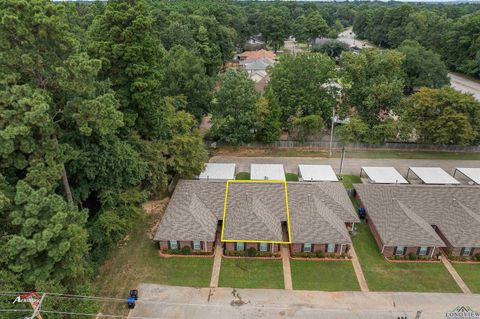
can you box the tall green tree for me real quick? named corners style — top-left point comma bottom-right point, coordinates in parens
top-left (397, 40), bottom-right (450, 91)
top-left (88, 0), bottom-right (167, 139)
top-left (304, 12), bottom-right (330, 45)
top-left (402, 87), bottom-right (480, 145)
top-left (161, 45), bottom-right (213, 119)
top-left (209, 69), bottom-right (259, 144)
top-left (342, 49), bottom-right (405, 125)
top-left (259, 6), bottom-right (291, 51)
top-left (1, 181), bottom-right (89, 288)
top-left (268, 53), bottom-right (337, 124)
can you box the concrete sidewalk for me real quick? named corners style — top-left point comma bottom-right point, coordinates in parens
top-left (130, 284), bottom-right (480, 319)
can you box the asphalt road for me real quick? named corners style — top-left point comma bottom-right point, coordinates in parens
top-left (210, 155), bottom-right (479, 183)
top-left (448, 73), bottom-right (480, 101)
top-left (337, 29), bottom-right (480, 102)
top-left (129, 284), bottom-right (480, 319)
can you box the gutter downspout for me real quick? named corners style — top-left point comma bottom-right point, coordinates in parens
top-left (351, 222), bottom-right (355, 232)
top-left (381, 245), bottom-right (385, 254)
top-left (430, 246), bottom-right (435, 258)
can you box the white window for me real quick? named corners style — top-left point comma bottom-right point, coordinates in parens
top-left (193, 241), bottom-right (201, 250)
top-left (236, 242), bottom-right (245, 251)
top-left (303, 243), bottom-right (312, 253)
top-left (169, 240), bottom-right (178, 250)
top-left (395, 246), bottom-right (405, 256)
top-left (462, 247), bottom-right (473, 257)
top-left (418, 246), bottom-right (428, 256)
top-left (259, 243), bottom-right (268, 252)
top-left (327, 243), bottom-right (336, 253)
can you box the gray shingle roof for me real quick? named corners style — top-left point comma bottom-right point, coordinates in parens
top-left (155, 180), bottom-right (357, 244)
top-left (154, 180), bottom-right (226, 241)
top-left (223, 182), bottom-right (286, 241)
top-left (288, 190), bottom-right (351, 244)
top-left (355, 184), bottom-right (480, 248)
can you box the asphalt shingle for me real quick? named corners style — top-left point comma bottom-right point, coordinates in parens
top-left (355, 184), bottom-right (480, 248)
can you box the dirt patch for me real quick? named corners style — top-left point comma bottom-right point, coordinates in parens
top-left (142, 198), bottom-right (170, 239)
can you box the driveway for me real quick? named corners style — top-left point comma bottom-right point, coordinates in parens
top-left (210, 156), bottom-right (480, 181)
top-left (129, 284), bottom-right (480, 319)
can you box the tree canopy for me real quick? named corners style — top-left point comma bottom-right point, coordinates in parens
top-left (402, 87), bottom-right (480, 145)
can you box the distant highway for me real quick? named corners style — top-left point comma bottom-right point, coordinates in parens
top-left (337, 28), bottom-right (480, 101)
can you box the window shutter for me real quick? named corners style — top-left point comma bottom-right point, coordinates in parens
top-left (394, 247), bottom-right (398, 255)
top-left (460, 247), bottom-right (465, 256)
top-left (416, 247), bottom-right (420, 255)
top-left (301, 244), bottom-right (304, 252)
top-left (167, 241), bottom-right (170, 249)
top-left (311, 244), bottom-right (315, 253)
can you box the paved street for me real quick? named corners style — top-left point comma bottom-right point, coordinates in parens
top-left (337, 29), bottom-right (480, 101)
top-left (129, 284), bottom-right (480, 319)
top-left (210, 156), bottom-right (480, 182)
top-left (449, 72), bottom-right (480, 101)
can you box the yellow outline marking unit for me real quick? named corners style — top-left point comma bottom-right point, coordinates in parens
top-left (220, 179), bottom-right (292, 244)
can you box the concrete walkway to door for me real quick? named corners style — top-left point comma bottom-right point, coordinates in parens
top-left (210, 241), bottom-right (223, 288)
top-left (441, 254), bottom-right (472, 294)
top-left (281, 245), bottom-right (293, 290)
top-left (349, 245), bottom-right (369, 292)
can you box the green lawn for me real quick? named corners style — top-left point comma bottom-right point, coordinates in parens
top-left (291, 260), bottom-right (360, 291)
top-left (341, 175), bottom-right (361, 188)
top-left (453, 263), bottom-right (480, 293)
top-left (219, 258), bottom-right (284, 289)
top-left (285, 172), bottom-right (299, 181)
top-left (352, 221), bottom-right (460, 292)
top-left (236, 171), bottom-right (250, 180)
top-left (94, 209), bottom-right (213, 315)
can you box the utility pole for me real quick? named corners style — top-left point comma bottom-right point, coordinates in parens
top-left (29, 294), bottom-right (45, 319)
top-left (339, 147), bottom-right (346, 177)
top-left (329, 106), bottom-right (335, 157)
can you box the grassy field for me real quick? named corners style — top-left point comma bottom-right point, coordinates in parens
top-left (291, 260), bottom-right (360, 291)
top-left (219, 258), bottom-right (284, 289)
top-left (285, 172), bottom-right (299, 181)
top-left (340, 175), bottom-right (361, 188)
top-left (213, 146), bottom-right (480, 160)
top-left (352, 221), bottom-right (460, 292)
top-left (94, 207), bottom-right (213, 316)
top-left (236, 172), bottom-right (250, 180)
top-left (452, 263), bottom-right (480, 293)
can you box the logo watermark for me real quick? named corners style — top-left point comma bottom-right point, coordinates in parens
top-left (12, 292), bottom-right (41, 307)
top-left (446, 306), bottom-right (480, 318)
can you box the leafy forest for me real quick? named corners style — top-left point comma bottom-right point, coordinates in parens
top-left (0, 0), bottom-right (479, 317)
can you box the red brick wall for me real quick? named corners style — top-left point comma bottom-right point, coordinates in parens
top-left (158, 240), bottom-right (214, 253)
top-left (382, 246), bottom-right (440, 257)
top-left (224, 242), bottom-right (279, 253)
top-left (291, 243), bottom-right (347, 254)
top-left (450, 247), bottom-right (479, 257)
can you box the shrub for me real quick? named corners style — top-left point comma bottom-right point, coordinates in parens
top-left (316, 251), bottom-right (325, 258)
top-left (474, 253), bottom-right (480, 262)
top-left (285, 173), bottom-right (299, 181)
top-left (181, 246), bottom-right (191, 255)
top-left (408, 252), bottom-right (417, 260)
top-left (236, 172), bottom-right (250, 180)
top-left (247, 247), bottom-right (257, 257)
top-left (394, 255), bottom-right (400, 260)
